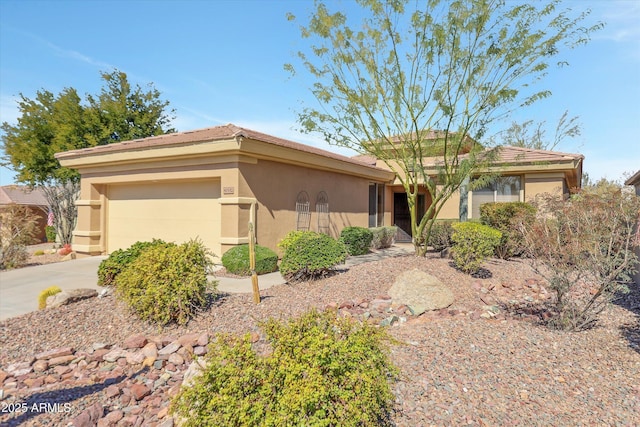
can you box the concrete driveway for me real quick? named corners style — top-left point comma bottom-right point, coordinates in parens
top-left (0, 256), bottom-right (106, 321)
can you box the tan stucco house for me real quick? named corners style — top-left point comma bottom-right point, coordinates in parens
top-left (56, 124), bottom-right (583, 257)
top-left (0, 185), bottom-right (49, 243)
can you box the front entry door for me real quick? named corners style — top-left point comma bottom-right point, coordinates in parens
top-left (393, 193), bottom-right (425, 240)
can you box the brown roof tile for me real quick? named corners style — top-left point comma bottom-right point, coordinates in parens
top-left (55, 123), bottom-right (385, 171)
top-left (0, 185), bottom-right (48, 206)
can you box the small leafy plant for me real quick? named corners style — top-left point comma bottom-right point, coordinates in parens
top-left (426, 220), bottom-right (456, 252)
top-left (340, 226), bottom-right (373, 255)
top-left (38, 286), bottom-right (62, 309)
top-left (115, 239), bottom-right (216, 325)
top-left (171, 309), bottom-right (397, 426)
top-left (45, 225), bottom-right (56, 243)
top-left (451, 222), bottom-right (502, 274)
top-left (279, 231), bottom-right (346, 283)
top-left (33, 250), bottom-right (45, 256)
top-left (370, 226), bottom-right (397, 249)
top-left (221, 244), bottom-right (278, 276)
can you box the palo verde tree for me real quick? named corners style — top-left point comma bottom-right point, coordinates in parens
top-left (286, 0), bottom-right (601, 256)
top-left (496, 110), bottom-right (582, 151)
top-left (1, 70), bottom-right (175, 245)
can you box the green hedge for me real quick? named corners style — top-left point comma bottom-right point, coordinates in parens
top-left (480, 202), bottom-right (536, 259)
top-left (370, 226), bottom-right (397, 249)
top-left (340, 226), bottom-right (373, 256)
top-left (115, 239), bottom-right (216, 325)
top-left (171, 310), bottom-right (397, 426)
top-left (279, 231), bottom-right (346, 283)
top-left (451, 222), bottom-right (502, 274)
top-left (221, 244), bottom-right (278, 276)
top-left (97, 239), bottom-right (175, 287)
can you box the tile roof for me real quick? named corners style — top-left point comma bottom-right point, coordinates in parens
top-left (490, 146), bottom-right (584, 164)
top-left (625, 170), bottom-right (640, 186)
top-left (55, 123), bottom-right (384, 171)
top-left (0, 185), bottom-right (48, 206)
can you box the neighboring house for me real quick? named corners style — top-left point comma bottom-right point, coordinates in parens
top-left (0, 185), bottom-right (49, 243)
top-left (55, 124), bottom-right (583, 257)
top-left (624, 170), bottom-right (640, 285)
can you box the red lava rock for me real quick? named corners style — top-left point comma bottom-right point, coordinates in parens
top-left (130, 383), bottom-right (151, 401)
top-left (35, 346), bottom-right (74, 360)
top-left (124, 334), bottom-right (148, 349)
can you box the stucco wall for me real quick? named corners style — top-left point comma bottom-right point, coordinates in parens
top-left (239, 159), bottom-right (374, 252)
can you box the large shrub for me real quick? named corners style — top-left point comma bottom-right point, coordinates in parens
top-left (279, 231), bottom-right (346, 283)
top-left (276, 230), bottom-right (306, 255)
top-left (370, 226), bottom-right (397, 249)
top-left (97, 239), bottom-right (174, 287)
top-left (480, 202), bottom-right (536, 259)
top-left (425, 220), bottom-right (456, 252)
top-left (221, 244), bottom-right (278, 276)
top-left (0, 205), bottom-right (38, 269)
top-left (340, 226), bottom-right (374, 256)
top-left (115, 239), bottom-right (216, 325)
top-left (451, 222), bottom-right (502, 274)
top-left (171, 309), bottom-right (397, 427)
top-left (522, 190), bottom-right (640, 331)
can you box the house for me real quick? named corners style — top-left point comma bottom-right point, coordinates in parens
top-left (0, 185), bottom-right (49, 243)
top-left (55, 124), bottom-right (395, 257)
top-left (56, 124), bottom-right (583, 257)
top-left (624, 170), bottom-right (640, 285)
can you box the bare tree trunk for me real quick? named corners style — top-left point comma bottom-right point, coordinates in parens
top-left (40, 179), bottom-right (79, 246)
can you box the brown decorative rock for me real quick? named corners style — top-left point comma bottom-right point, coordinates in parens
top-left (196, 332), bottom-right (209, 347)
top-left (48, 354), bottom-right (76, 366)
top-left (71, 401), bottom-right (104, 427)
top-left (141, 342), bottom-right (158, 358)
top-left (158, 341), bottom-right (181, 356)
top-left (32, 359), bottom-right (49, 372)
top-left (125, 351), bottom-right (145, 365)
top-left (388, 269), bottom-right (454, 316)
top-left (5, 361), bottom-right (33, 377)
top-left (177, 333), bottom-right (201, 347)
top-left (124, 334), bottom-right (148, 349)
top-left (105, 384), bottom-right (120, 398)
top-left (35, 347), bottom-right (74, 360)
top-left (47, 288), bottom-right (98, 308)
top-left (168, 353), bottom-right (184, 366)
top-left (130, 383), bottom-right (151, 401)
top-left (103, 348), bottom-right (129, 363)
top-left (62, 252), bottom-right (77, 261)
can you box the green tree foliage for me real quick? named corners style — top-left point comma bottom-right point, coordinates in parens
top-left (287, 0), bottom-right (601, 256)
top-left (496, 110), bottom-right (581, 151)
top-left (1, 70), bottom-right (175, 244)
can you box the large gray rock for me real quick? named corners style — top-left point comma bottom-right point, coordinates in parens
top-left (388, 269), bottom-right (454, 315)
top-left (46, 288), bottom-right (98, 308)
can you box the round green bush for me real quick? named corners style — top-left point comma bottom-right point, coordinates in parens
top-left (451, 222), bottom-right (502, 274)
top-left (279, 231), bottom-right (346, 283)
top-left (340, 226), bottom-right (374, 256)
top-left (115, 239), bottom-right (216, 325)
top-left (425, 221), bottom-right (456, 251)
top-left (97, 239), bottom-right (174, 287)
top-left (221, 244), bottom-right (278, 276)
top-left (170, 309), bottom-right (397, 427)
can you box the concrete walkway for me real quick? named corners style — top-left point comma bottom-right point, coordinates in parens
top-left (0, 244), bottom-right (413, 321)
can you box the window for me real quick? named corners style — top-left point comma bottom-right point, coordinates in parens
top-left (471, 176), bottom-right (521, 218)
top-left (368, 184), bottom-right (385, 227)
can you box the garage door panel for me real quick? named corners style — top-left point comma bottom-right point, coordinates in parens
top-left (107, 181), bottom-right (221, 255)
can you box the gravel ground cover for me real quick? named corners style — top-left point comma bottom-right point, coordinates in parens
top-left (1, 253), bottom-right (639, 426)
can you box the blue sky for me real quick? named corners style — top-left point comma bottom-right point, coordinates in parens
top-left (1, 0), bottom-right (638, 185)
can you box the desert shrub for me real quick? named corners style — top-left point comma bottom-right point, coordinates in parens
top-left (480, 202), bottom-right (536, 259)
top-left (279, 231), bottom-right (346, 283)
top-left (276, 230), bottom-right (306, 255)
top-left (115, 239), bottom-right (216, 325)
top-left (340, 226), bottom-right (373, 256)
top-left (33, 250), bottom-right (45, 256)
top-left (451, 222), bottom-right (502, 274)
top-left (522, 190), bottom-right (640, 331)
top-left (221, 244), bottom-right (278, 276)
top-left (426, 220), bottom-right (456, 251)
top-left (370, 226), bottom-right (397, 249)
top-left (0, 205), bottom-right (39, 269)
top-left (171, 309), bottom-right (397, 427)
top-left (45, 225), bottom-right (56, 243)
top-left (97, 239), bottom-right (174, 287)
top-left (38, 286), bottom-right (62, 309)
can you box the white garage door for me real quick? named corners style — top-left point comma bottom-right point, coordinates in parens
top-left (107, 180), bottom-right (221, 255)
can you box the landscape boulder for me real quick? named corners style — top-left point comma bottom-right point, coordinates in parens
top-left (46, 288), bottom-right (98, 308)
top-left (388, 269), bottom-right (454, 315)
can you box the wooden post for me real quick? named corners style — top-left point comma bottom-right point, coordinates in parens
top-left (248, 222), bottom-right (260, 304)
